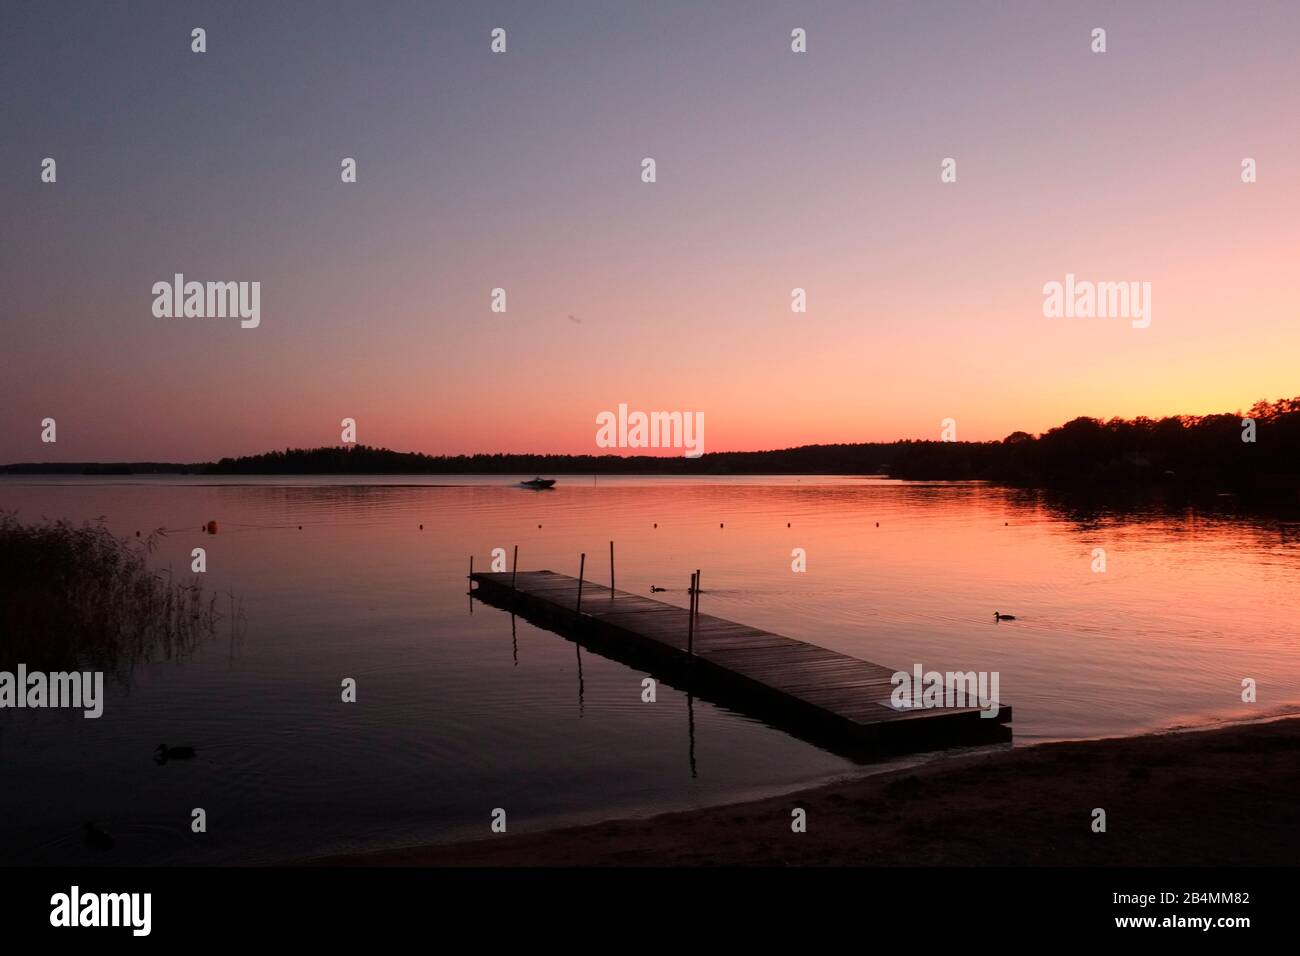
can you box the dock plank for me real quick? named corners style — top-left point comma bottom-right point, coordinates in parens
top-left (470, 570), bottom-right (1010, 758)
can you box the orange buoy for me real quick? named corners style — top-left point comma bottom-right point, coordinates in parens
top-left (205, 520), bottom-right (218, 535)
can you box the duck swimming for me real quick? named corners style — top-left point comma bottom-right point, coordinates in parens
top-left (650, 586), bottom-right (667, 593)
top-left (993, 611), bottom-right (1017, 621)
top-left (154, 743), bottom-right (197, 763)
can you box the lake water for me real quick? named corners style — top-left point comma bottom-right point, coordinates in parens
top-left (3, 475), bottom-right (1299, 865)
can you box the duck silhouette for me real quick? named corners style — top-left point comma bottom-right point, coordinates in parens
top-left (154, 743), bottom-right (197, 764)
top-left (993, 611), bottom-right (1017, 622)
top-left (650, 586), bottom-right (667, 593)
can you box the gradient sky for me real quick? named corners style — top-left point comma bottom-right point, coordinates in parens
top-left (3, 0), bottom-right (1299, 462)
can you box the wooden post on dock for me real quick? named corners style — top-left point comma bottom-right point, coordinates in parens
top-left (609, 540), bottom-right (615, 596)
top-left (469, 555), bottom-right (473, 585)
top-left (511, 545), bottom-right (518, 590)
top-left (576, 553), bottom-right (586, 615)
top-left (687, 571), bottom-right (696, 656)
top-left (694, 568), bottom-right (701, 619)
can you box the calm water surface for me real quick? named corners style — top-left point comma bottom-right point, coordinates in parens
top-left (3, 475), bottom-right (1299, 864)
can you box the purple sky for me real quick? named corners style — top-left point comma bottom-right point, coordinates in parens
top-left (3, 0), bottom-right (1299, 461)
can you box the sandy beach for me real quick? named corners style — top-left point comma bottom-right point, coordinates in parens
top-left (309, 716), bottom-right (1300, 866)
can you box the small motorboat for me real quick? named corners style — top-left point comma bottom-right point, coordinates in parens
top-left (519, 477), bottom-right (556, 490)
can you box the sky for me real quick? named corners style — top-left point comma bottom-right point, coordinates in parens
top-left (2, 0), bottom-right (1299, 462)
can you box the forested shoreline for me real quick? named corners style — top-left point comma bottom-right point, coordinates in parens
top-left (5, 397), bottom-right (1298, 493)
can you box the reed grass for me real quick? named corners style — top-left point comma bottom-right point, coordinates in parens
top-left (0, 511), bottom-right (226, 678)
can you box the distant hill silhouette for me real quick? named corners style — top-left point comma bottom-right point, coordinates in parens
top-left (5, 397), bottom-right (1299, 493)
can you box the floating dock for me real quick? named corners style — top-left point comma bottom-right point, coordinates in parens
top-left (470, 570), bottom-right (1011, 759)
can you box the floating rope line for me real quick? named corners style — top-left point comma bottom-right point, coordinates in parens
top-left (217, 521), bottom-right (302, 530)
top-left (155, 520), bottom-right (304, 535)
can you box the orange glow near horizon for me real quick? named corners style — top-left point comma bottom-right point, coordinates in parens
top-left (5, 2), bottom-right (1300, 462)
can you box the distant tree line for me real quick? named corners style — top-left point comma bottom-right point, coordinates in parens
top-left (0, 461), bottom-right (205, 475)
top-left (203, 443), bottom-right (899, 476)
top-left (6, 396), bottom-right (1298, 493)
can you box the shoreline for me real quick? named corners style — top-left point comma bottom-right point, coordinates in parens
top-left (305, 715), bottom-right (1300, 866)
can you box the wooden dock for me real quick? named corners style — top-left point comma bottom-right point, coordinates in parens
top-left (470, 570), bottom-right (1011, 759)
